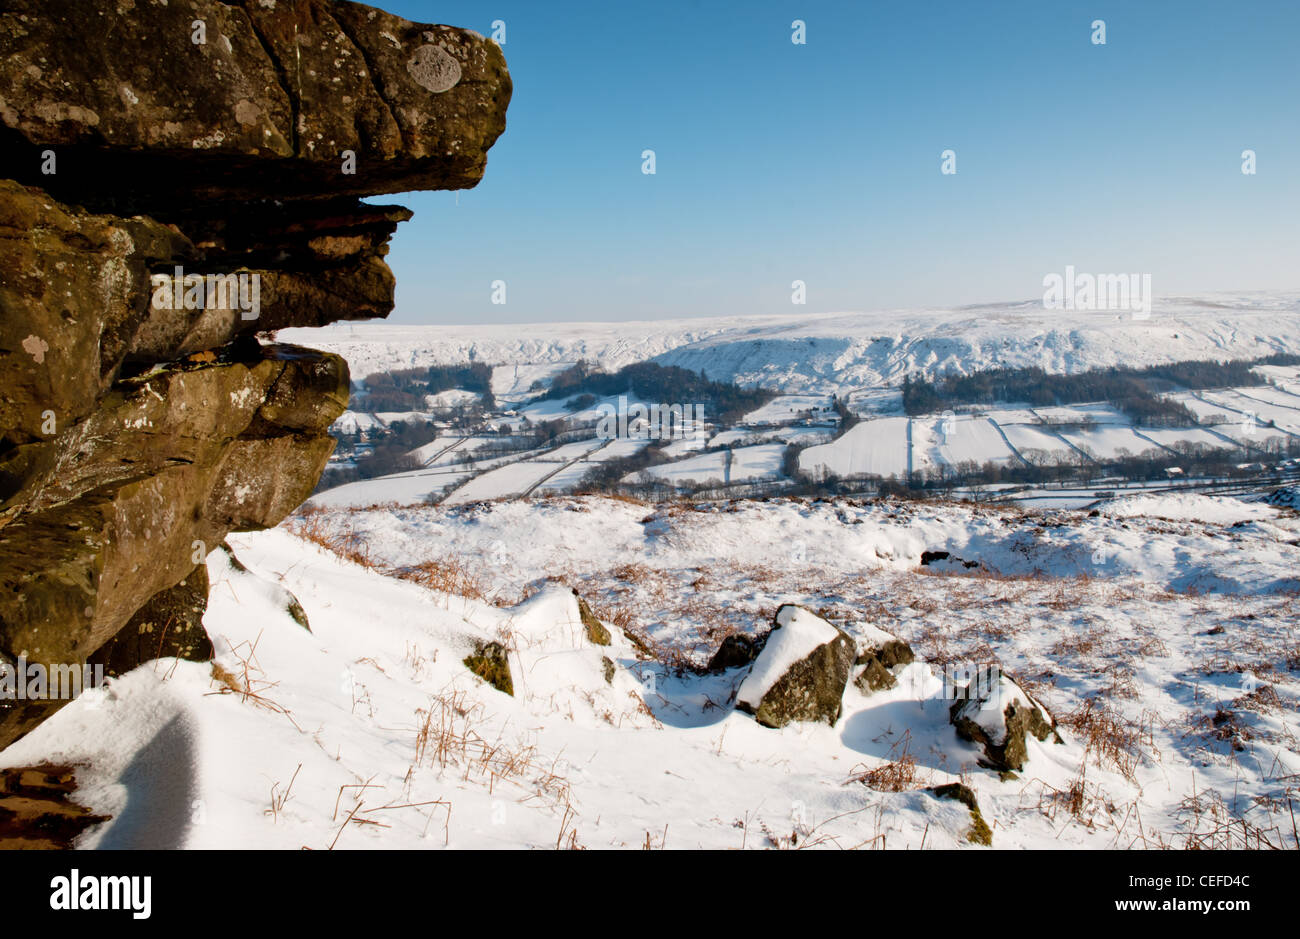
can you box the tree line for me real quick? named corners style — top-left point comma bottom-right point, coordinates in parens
top-left (900, 354), bottom-right (1300, 427)
top-left (354, 362), bottom-right (495, 413)
top-left (539, 361), bottom-right (774, 424)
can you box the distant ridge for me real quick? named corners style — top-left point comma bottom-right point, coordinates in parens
top-left (279, 292), bottom-right (1300, 394)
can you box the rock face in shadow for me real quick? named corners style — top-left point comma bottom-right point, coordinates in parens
top-left (0, 0), bottom-right (510, 750)
top-left (708, 633), bottom-right (763, 673)
top-left (92, 566), bottom-right (214, 680)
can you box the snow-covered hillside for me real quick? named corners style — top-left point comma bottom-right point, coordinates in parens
top-left (9, 493), bottom-right (1297, 849)
top-left (278, 293), bottom-right (1300, 394)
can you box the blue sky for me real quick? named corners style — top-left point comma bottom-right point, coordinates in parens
top-left (376, 0), bottom-right (1298, 324)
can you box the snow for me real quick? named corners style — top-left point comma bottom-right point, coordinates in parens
top-left (1096, 492), bottom-right (1278, 525)
top-left (424, 388), bottom-right (480, 409)
top-left (742, 395), bottom-right (834, 425)
top-left (278, 292), bottom-right (1300, 395)
top-left (710, 426), bottom-right (834, 448)
top-left (11, 290), bottom-right (1300, 851)
top-left (1034, 404), bottom-right (1130, 426)
top-left (6, 491), bottom-right (1300, 850)
top-left (307, 468), bottom-right (471, 509)
top-left (800, 418), bottom-right (911, 478)
top-left (736, 606), bottom-right (840, 709)
top-left (441, 460), bottom-right (562, 504)
top-left (998, 424), bottom-right (1076, 462)
top-left (855, 619), bottom-right (904, 650)
top-left (534, 438), bottom-right (608, 462)
top-left (0, 527), bottom-right (990, 850)
top-left (1136, 427), bottom-right (1235, 451)
top-left (331, 410), bottom-right (385, 435)
top-left (1058, 426), bottom-right (1163, 460)
top-left (922, 416), bottom-right (1019, 468)
top-left (1232, 385), bottom-right (1300, 414)
top-left (1200, 391), bottom-right (1300, 432)
top-left (490, 363), bottom-right (571, 401)
top-left (634, 444), bottom-right (786, 487)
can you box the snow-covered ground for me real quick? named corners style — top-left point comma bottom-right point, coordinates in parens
top-left (10, 491), bottom-right (1298, 850)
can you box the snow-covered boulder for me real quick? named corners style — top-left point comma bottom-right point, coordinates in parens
top-left (736, 605), bottom-right (854, 728)
top-left (852, 622), bottom-right (915, 694)
top-left (490, 586), bottom-right (654, 725)
top-left (949, 672), bottom-right (1062, 772)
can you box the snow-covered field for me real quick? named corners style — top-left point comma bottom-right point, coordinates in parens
top-left (309, 466), bottom-right (472, 509)
top-left (62, 297), bottom-right (1290, 850)
top-left (632, 444), bottom-right (787, 487)
top-left (799, 418), bottom-right (913, 478)
top-left (1058, 426), bottom-right (1158, 460)
top-left (10, 491), bottom-right (1298, 850)
top-left (916, 416), bottom-right (1020, 469)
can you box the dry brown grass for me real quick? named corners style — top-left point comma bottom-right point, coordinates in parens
top-left (285, 509), bottom-right (378, 569)
top-left (611, 562), bottom-right (653, 584)
top-left (388, 558), bottom-right (488, 602)
top-left (849, 731), bottom-right (927, 792)
top-left (1058, 698), bottom-right (1147, 782)
top-left (207, 633), bottom-right (303, 730)
top-left (1232, 684), bottom-right (1285, 714)
top-left (1172, 783), bottom-right (1292, 850)
top-left (1050, 626), bottom-right (1108, 660)
top-left (410, 686), bottom-right (583, 821)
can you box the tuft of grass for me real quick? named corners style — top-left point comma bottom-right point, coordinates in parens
top-left (390, 558), bottom-right (487, 602)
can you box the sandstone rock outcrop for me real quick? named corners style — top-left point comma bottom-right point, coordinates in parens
top-left (0, 0), bottom-right (510, 749)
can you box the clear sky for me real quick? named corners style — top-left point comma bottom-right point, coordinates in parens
top-left (375, 0), bottom-right (1299, 325)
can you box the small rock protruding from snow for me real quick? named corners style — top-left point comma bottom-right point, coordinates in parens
top-left (949, 671), bottom-right (1062, 772)
top-left (852, 623), bottom-right (915, 694)
top-left (574, 592), bottom-right (611, 646)
top-left (927, 783), bottom-right (993, 846)
top-left (463, 640), bottom-right (513, 696)
top-left (920, 549), bottom-right (980, 571)
top-left (707, 633), bottom-right (762, 672)
top-left (736, 604), bottom-right (854, 728)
